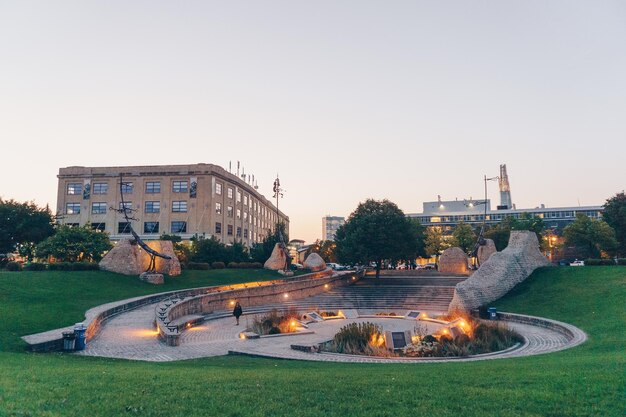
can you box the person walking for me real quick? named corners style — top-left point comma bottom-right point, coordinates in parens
top-left (233, 302), bottom-right (243, 325)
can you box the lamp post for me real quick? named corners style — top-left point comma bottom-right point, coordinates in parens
top-left (468, 175), bottom-right (499, 266)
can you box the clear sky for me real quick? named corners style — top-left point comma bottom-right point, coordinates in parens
top-left (1, 1), bottom-right (625, 243)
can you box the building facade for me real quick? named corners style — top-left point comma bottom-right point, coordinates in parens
top-left (408, 198), bottom-right (603, 231)
top-left (56, 164), bottom-right (289, 245)
top-left (322, 216), bottom-right (345, 241)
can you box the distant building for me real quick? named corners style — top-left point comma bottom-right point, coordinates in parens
top-left (322, 216), bottom-right (345, 241)
top-left (56, 163), bottom-right (289, 245)
top-left (408, 164), bottom-right (603, 231)
top-left (408, 198), bottom-right (602, 231)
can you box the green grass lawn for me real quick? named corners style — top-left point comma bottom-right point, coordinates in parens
top-left (0, 267), bottom-right (624, 416)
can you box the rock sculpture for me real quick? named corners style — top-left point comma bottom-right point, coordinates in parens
top-left (448, 231), bottom-right (551, 312)
top-left (264, 243), bottom-right (288, 271)
top-left (303, 253), bottom-right (327, 272)
top-left (477, 239), bottom-right (497, 266)
top-left (99, 239), bottom-right (182, 278)
top-left (438, 247), bottom-right (470, 275)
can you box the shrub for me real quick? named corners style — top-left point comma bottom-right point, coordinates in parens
top-left (24, 262), bottom-right (47, 271)
top-left (187, 262), bottom-right (210, 270)
top-left (250, 308), bottom-right (301, 335)
top-left (251, 262), bottom-right (263, 269)
top-left (584, 259), bottom-right (615, 266)
top-left (618, 258), bottom-right (626, 266)
top-left (211, 262), bottom-right (225, 269)
top-left (329, 322), bottom-right (384, 355)
top-left (227, 262), bottom-right (239, 269)
top-left (48, 262), bottom-right (99, 271)
top-left (6, 261), bottom-right (22, 272)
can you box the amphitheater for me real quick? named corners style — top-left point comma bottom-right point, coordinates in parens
top-left (23, 269), bottom-right (586, 363)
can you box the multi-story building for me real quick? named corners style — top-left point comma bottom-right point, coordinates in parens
top-left (56, 164), bottom-right (289, 245)
top-left (322, 216), bottom-right (345, 241)
top-left (408, 199), bottom-right (603, 231)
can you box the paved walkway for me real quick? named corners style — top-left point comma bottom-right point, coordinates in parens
top-left (76, 301), bottom-right (585, 363)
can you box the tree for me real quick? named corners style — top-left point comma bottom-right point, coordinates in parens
top-left (424, 226), bottom-right (450, 261)
top-left (563, 213), bottom-right (618, 259)
top-left (190, 236), bottom-right (228, 264)
top-left (602, 191), bottom-right (626, 256)
top-left (35, 225), bottom-right (112, 262)
top-left (451, 222), bottom-right (476, 254)
top-left (250, 222), bottom-right (289, 263)
top-left (335, 199), bottom-right (426, 279)
top-left (302, 239), bottom-right (338, 263)
top-left (484, 213), bottom-right (545, 251)
top-left (0, 199), bottom-right (54, 256)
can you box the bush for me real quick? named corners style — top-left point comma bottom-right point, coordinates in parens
top-left (329, 322), bottom-right (384, 355)
top-left (211, 262), bottom-right (225, 269)
top-left (251, 262), bottom-right (263, 269)
top-left (6, 261), bottom-right (22, 272)
top-left (584, 259), bottom-right (615, 266)
top-left (618, 258), bottom-right (626, 266)
top-left (24, 262), bottom-right (47, 271)
top-left (48, 262), bottom-right (99, 271)
top-left (250, 308), bottom-right (301, 335)
top-left (187, 262), bottom-right (210, 270)
top-left (227, 262), bottom-right (239, 269)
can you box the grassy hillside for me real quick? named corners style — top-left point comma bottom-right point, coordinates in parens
top-left (0, 267), bottom-right (624, 416)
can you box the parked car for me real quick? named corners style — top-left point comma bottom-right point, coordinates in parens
top-left (290, 263), bottom-right (304, 270)
top-left (327, 263), bottom-right (347, 271)
top-left (422, 263), bottom-right (437, 270)
top-left (570, 260), bottom-right (585, 267)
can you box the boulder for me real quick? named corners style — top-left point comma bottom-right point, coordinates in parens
top-left (99, 239), bottom-right (182, 276)
top-left (264, 243), bottom-right (288, 271)
top-left (303, 253), bottom-right (327, 272)
top-left (438, 247), bottom-right (470, 275)
top-left (477, 239), bottom-right (497, 266)
top-left (448, 231), bottom-right (551, 313)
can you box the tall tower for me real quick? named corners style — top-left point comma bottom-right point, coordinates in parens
top-left (498, 164), bottom-right (513, 210)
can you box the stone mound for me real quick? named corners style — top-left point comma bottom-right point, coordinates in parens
top-left (448, 231), bottom-right (550, 313)
top-left (264, 243), bottom-right (288, 271)
top-left (438, 247), bottom-right (470, 275)
top-left (303, 253), bottom-right (327, 272)
top-left (477, 239), bottom-right (497, 265)
top-left (99, 239), bottom-right (182, 276)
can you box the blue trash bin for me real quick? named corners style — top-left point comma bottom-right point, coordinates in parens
top-left (74, 323), bottom-right (87, 351)
top-left (488, 307), bottom-right (497, 320)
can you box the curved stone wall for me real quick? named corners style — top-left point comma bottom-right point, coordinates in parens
top-left (448, 231), bottom-right (551, 312)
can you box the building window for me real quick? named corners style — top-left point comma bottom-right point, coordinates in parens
top-left (243, 229), bottom-right (248, 238)
top-left (227, 206), bottom-right (233, 218)
top-left (144, 221), bottom-right (160, 234)
top-left (91, 202), bottom-right (107, 214)
top-left (92, 183), bottom-right (108, 194)
top-left (171, 221), bottom-right (187, 233)
top-left (121, 182), bottom-right (133, 194)
top-left (66, 203), bottom-right (81, 214)
top-left (173, 181), bottom-right (188, 193)
top-left (237, 209), bottom-right (241, 219)
top-left (172, 201), bottom-right (187, 212)
top-left (145, 201), bottom-right (160, 213)
top-left (91, 223), bottom-right (106, 232)
top-left (215, 202), bottom-right (222, 214)
top-left (215, 222), bottom-right (222, 234)
top-left (228, 188), bottom-right (234, 199)
top-left (227, 225), bottom-right (233, 236)
top-left (216, 183), bottom-right (222, 195)
top-left (65, 223), bottom-right (79, 228)
top-left (244, 195), bottom-right (248, 206)
top-left (243, 212), bottom-right (248, 222)
top-left (236, 227), bottom-right (242, 238)
top-left (119, 202), bottom-right (133, 212)
top-left (145, 181), bottom-right (161, 193)
top-left (237, 190), bottom-right (242, 203)
top-left (118, 222), bottom-right (131, 234)
top-left (66, 183), bottom-right (82, 195)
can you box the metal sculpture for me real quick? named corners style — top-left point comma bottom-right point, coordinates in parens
top-left (272, 175), bottom-right (292, 271)
top-left (112, 174), bottom-right (171, 273)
